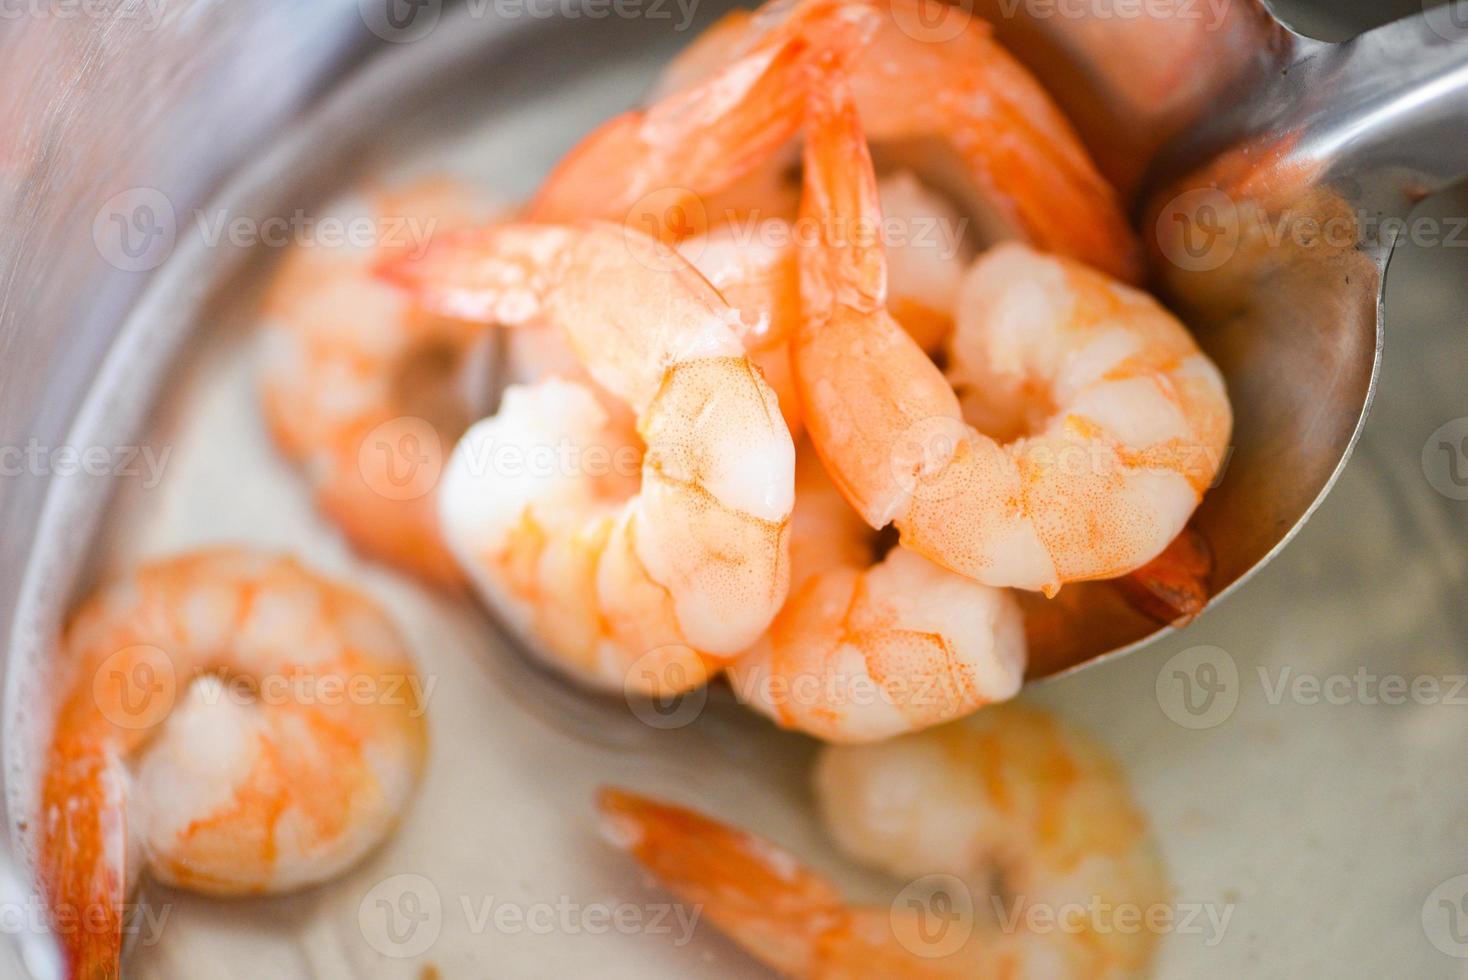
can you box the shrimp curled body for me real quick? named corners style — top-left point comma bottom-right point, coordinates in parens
top-left (600, 704), bottom-right (1167, 978)
top-left (37, 550), bottom-right (428, 979)
top-left (729, 450), bottom-right (1025, 743)
top-left (655, 0), bottom-right (1140, 280)
top-left (795, 77), bottom-right (1231, 594)
top-left (259, 183), bottom-right (496, 586)
top-left (385, 223), bottom-right (796, 694)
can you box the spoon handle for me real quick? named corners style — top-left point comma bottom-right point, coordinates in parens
top-left (1299, 8), bottom-right (1468, 212)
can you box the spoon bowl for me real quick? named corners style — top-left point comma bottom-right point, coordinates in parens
top-left (994, 1), bottom-right (1468, 678)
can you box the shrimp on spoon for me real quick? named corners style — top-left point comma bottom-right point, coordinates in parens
top-left (526, 0), bottom-right (879, 242)
top-left (794, 74), bottom-right (1231, 595)
top-left (679, 167), bottom-right (976, 443)
top-left (652, 0), bottom-right (1140, 280)
top-left (729, 447), bottom-right (1025, 743)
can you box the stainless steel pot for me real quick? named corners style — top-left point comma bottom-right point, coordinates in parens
top-left (0, 6), bottom-right (376, 975)
top-left (1, 1), bottom-right (1465, 976)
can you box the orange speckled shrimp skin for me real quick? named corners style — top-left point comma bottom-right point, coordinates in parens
top-left (38, 550), bottom-right (427, 979)
top-left (600, 704), bottom-right (1168, 979)
top-left (793, 73), bottom-right (964, 539)
top-left (259, 180), bottom-right (498, 588)
top-left (795, 74), bottom-right (1231, 594)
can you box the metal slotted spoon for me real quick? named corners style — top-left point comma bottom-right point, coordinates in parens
top-left (996, 0), bottom-right (1468, 678)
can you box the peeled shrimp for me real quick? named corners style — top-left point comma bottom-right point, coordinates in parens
top-left (729, 448), bottom-right (1025, 742)
top-left (654, 0), bottom-right (1138, 281)
top-left (382, 223), bottom-right (795, 693)
top-left (259, 181), bottom-right (496, 586)
top-left (37, 550), bottom-right (428, 978)
top-left (599, 703), bottom-right (1167, 979)
top-left (795, 76), bottom-right (1231, 594)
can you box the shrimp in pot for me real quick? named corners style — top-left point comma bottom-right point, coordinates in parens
top-left (599, 703), bottom-right (1168, 978)
top-left (381, 223), bottom-right (795, 694)
top-left (259, 180), bottom-right (497, 587)
top-left (36, 549), bottom-right (428, 979)
top-left (795, 76), bottom-right (1231, 594)
top-left (652, 0), bottom-right (1139, 281)
top-left (729, 448), bottom-right (1025, 743)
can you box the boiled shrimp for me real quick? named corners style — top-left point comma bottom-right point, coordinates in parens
top-left (728, 448), bottom-right (1025, 743)
top-left (259, 180), bottom-right (497, 586)
top-left (381, 223), bottom-right (795, 693)
top-left (599, 703), bottom-right (1167, 979)
top-left (653, 0), bottom-right (1139, 281)
top-left (795, 76), bottom-right (1231, 594)
top-left (37, 549), bottom-right (428, 979)
top-left (680, 218), bottom-right (805, 437)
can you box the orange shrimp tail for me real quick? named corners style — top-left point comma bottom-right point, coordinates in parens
top-left (795, 66), bottom-right (962, 529)
top-left (526, 0), bottom-right (879, 232)
top-left (1115, 525), bottom-right (1213, 625)
top-left (40, 756), bottom-right (127, 979)
top-left (866, 0), bottom-right (1142, 283)
top-left (798, 68), bottom-right (887, 315)
top-left (373, 225), bottom-right (567, 324)
top-left (596, 787), bottom-right (842, 976)
top-left (373, 227), bottom-right (491, 322)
